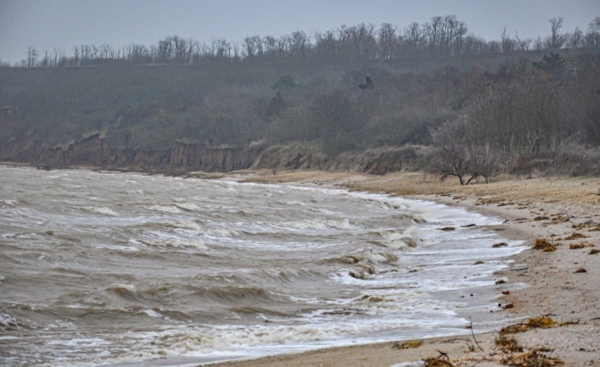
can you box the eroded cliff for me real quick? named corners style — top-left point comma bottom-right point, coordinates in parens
top-left (0, 133), bottom-right (424, 175)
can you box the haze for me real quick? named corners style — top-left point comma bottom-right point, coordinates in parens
top-left (1, 0), bottom-right (599, 65)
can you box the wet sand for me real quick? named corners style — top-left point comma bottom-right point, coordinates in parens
top-left (207, 171), bottom-right (600, 367)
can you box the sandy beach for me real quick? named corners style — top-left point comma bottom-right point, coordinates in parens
top-left (206, 171), bottom-right (600, 367)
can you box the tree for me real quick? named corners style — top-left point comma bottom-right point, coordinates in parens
top-left (429, 120), bottom-right (473, 185)
top-left (548, 17), bottom-right (566, 49)
top-left (533, 52), bottom-right (566, 76)
top-left (430, 114), bottom-right (504, 185)
top-left (358, 76), bottom-right (374, 89)
top-left (26, 46), bottom-right (38, 67)
top-left (586, 16), bottom-right (600, 48)
top-left (266, 92), bottom-right (287, 118)
top-left (378, 23), bottom-right (397, 59)
top-left (271, 75), bottom-right (297, 91)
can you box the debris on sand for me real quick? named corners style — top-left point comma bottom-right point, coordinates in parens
top-left (574, 267), bottom-right (587, 273)
top-left (392, 340), bottom-right (422, 349)
top-left (564, 232), bottom-right (586, 240)
top-left (501, 349), bottom-right (564, 367)
top-left (500, 317), bottom-right (556, 334)
top-left (532, 238), bottom-right (557, 252)
top-left (569, 242), bottom-right (586, 249)
top-left (494, 319), bottom-right (566, 366)
top-left (423, 351), bottom-right (454, 366)
top-left (495, 335), bottom-right (523, 353)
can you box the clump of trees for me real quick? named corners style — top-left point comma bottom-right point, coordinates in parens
top-left (428, 51), bottom-right (600, 183)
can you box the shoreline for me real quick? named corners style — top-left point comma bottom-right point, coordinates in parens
top-left (205, 170), bottom-right (600, 367)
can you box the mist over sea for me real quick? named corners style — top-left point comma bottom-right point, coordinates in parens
top-left (0, 166), bottom-right (525, 366)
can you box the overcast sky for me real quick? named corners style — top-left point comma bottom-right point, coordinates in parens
top-left (1, 0), bottom-right (598, 64)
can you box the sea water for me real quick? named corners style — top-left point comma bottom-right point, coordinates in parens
top-left (0, 166), bottom-right (525, 366)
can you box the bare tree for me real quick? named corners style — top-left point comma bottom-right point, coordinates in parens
top-left (586, 16), bottom-right (600, 48)
top-left (548, 17), bottom-right (566, 49)
top-left (569, 27), bottom-right (584, 48)
top-left (378, 23), bottom-right (397, 59)
top-left (515, 32), bottom-right (531, 51)
top-left (26, 46), bottom-right (38, 67)
top-left (430, 120), bottom-right (473, 185)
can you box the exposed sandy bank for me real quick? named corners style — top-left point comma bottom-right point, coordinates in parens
top-left (207, 171), bottom-right (600, 367)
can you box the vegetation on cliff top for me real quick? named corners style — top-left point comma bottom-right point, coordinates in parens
top-left (1, 16), bottom-right (599, 181)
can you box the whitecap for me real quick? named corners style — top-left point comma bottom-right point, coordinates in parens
top-left (144, 205), bottom-right (182, 214)
top-left (143, 309), bottom-right (162, 318)
top-left (75, 206), bottom-right (118, 216)
top-left (174, 202), bottom-right (201, 212)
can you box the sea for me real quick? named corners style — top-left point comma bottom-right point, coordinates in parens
top-left (0, 166), bottom-right (526, 366)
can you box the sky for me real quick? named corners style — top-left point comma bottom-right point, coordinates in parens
top-left (1, 0), bottom-right (599, 65)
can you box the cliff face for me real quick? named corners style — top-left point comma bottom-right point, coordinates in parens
top-left (0, 133), bottom-right (262, 172)
top-left (170, 142), bottom-right (260, 172)
top-left (0, 133), bottom-right (423, 175)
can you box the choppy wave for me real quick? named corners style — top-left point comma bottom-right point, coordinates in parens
top-left (74, 205), bottom-right (118, 216)
top-left (0, 166), bottom-right (526, 366)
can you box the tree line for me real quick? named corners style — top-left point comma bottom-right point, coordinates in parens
top-left (8, 16), bottom-right (600, 68)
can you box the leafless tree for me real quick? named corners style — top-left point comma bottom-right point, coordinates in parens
top-left (548, 17), bottom-right (566, 49)
top-left (26, 46), bottom-right (38, 67)
top-left (514, 32), bottom-right (531, 51)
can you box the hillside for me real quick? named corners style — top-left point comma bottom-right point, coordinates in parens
top-left (1, 17), bottom-right (599, 179)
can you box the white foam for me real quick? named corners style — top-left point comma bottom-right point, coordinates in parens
top-left (143, 309), bottom-right (162, 318)
top-left (0, 199), bottom-right (18, 206)
top-left (75, 206), bottom-right (118, 216)
top-left (94, 243), bottom-right (139, 252)
top-left (144, 205), bottom-right (182, 214)
top-left (390, 362), bottom-right (424, 367)
top-left (139, 237), bottom-right (207, 250)
top-left (174, 203), bottom-right (202, 212)
top-left (276, 218), bottom-right (353, 231)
